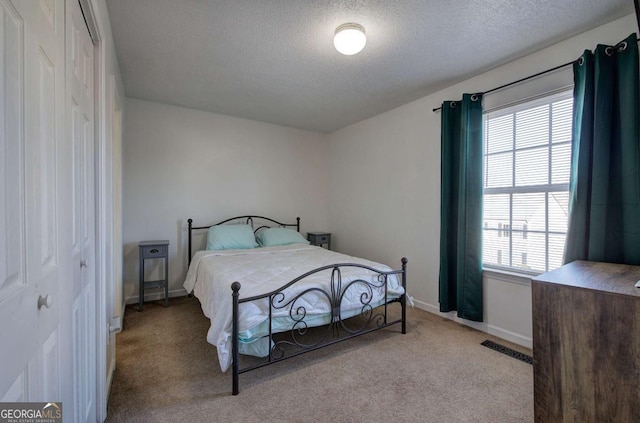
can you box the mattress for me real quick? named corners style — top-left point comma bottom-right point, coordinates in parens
top-left (183, 244), bottom-right (404, 372)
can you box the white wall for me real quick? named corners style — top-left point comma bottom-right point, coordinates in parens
top-left (326, 14), bottom-right (636, 348)
top-left (122, 98), bottom-right (329, 302)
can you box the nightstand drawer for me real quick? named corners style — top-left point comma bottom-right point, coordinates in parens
top-left (316, 235), bottom-right (329, 243)
top-left (141, 245), bottom-right (167, 259)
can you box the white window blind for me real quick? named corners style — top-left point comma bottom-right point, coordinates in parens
top-left (482, 91), bottom-right (573, 274)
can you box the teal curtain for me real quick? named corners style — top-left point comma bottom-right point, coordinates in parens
top-left (439, 93), bottom-right (484, 322)
top-left (564, 33), bottom-right (640, 265)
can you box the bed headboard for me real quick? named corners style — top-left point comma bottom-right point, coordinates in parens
top-left (187, 215), bottom-right (301, 266)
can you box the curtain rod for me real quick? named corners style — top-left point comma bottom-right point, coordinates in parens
top-left (431, 59), bottom-right (575, 113)
top-left (431, 58), bottom-right (575, 113)
top-left (432, 0), bottom-right (640, 115)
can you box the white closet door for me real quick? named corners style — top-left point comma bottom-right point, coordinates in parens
top-left (1, 2), bottom-right (98, 421)
top-left (66, 0), bottom-right (96, 421)
top-left (0, 0), bottom-right (66, 404)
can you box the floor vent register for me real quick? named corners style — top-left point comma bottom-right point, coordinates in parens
top-left (481, 340), bottom-right (533, 365)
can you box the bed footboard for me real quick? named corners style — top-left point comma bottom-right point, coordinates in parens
top-left (231, 257), bottom-right (408, 395)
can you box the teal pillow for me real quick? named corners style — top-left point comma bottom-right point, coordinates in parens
top-left (206, 224), bottom-right (258, 250)
top-left (256, 227), bottom-right (310, 247)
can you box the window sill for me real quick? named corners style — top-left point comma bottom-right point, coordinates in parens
top-left (482, 266), bottom-right (538, 286)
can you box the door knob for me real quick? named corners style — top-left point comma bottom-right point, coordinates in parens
top-left (80, 260), bottom-right (87, 268)
top-left (38, 295), bottom-right (52, 310)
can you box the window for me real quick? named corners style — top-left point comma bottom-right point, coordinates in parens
top-left (482, 91), bottom-right (573, 274)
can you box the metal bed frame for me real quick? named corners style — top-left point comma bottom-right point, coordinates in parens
top-left (187, 215), bottom-right (407, 395)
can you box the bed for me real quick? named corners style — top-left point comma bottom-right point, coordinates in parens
top-left (184, 215), bottom-right (407, 395)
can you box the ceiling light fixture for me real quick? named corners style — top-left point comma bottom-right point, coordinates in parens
top-left (333, 23), bottom-right (366, 56)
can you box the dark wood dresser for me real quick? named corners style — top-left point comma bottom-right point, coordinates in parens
top-left (531, 260), bottom-right (640, 422)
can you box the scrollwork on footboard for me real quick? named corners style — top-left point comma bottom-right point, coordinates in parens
top-left (231, 258), bottom-right (408, 395)
top-left (268, 267), bottom-right (388, 358)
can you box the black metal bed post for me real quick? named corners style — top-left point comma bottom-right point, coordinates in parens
top-left (231, 282), bottom-right (241, 395)
top-left (187, 219), bottom-right (193, 266)
top-left (296, 217), bottom-right (300, 232)
top-left (401, 257), bottom-right (408, 334)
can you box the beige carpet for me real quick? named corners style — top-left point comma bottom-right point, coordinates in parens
top-left (107, 297), bottom-right (533, 422)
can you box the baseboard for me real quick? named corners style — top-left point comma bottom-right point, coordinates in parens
top-left (125, 288), bottom-right (189, 305)
top-left (413, 299), bottom-right (533, 349)
top-left (106, 353), bottom-right (116, 400)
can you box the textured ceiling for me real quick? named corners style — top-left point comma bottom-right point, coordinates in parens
top-left (106, 0), bottom-right (633, 133)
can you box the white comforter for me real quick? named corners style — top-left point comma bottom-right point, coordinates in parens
top-left (183, 244), bottom-right (404, 372)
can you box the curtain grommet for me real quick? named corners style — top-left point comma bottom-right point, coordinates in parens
top-left (450, 102), bottom-right (457, 108)
top-left (577, 56), bottom-right (584, 66)
top-left (616, 41), bottom-right (628, 52)
top-left (470, 94), bottom-right (479, 102)
top-left (605, 46), bottom-right (614, 56)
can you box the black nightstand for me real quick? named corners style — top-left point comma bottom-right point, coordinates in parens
top-left (138, 240), bottom-right (170, 311)
top-left (307, 232), bottom-right (331, 250)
